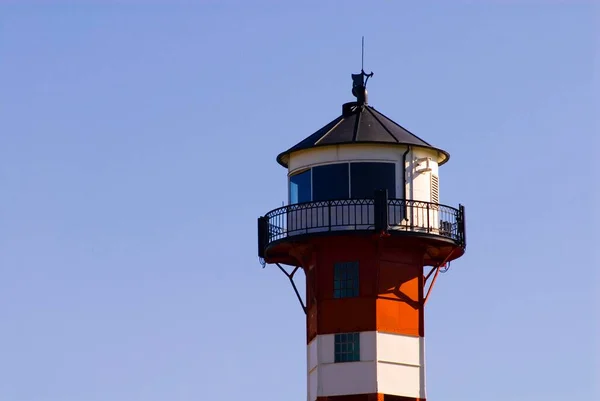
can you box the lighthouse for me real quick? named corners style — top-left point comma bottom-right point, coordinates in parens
top-left (257, 69), bottom-right (467, 401)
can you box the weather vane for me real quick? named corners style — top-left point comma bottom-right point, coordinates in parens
top-left (352, 36), bottom-right (374, 105)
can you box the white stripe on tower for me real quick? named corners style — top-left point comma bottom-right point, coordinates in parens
top-left (307, 331), bottom-right (426, 401)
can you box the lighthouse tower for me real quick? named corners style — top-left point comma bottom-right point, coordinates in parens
top-left (257, 70), bottom-right (466, 401)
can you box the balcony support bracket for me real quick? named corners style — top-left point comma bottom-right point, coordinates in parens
top-left (276, 263), bottom-right (307, 315)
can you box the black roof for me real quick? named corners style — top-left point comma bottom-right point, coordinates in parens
top-left (276, 101), bottom-right (450, 168)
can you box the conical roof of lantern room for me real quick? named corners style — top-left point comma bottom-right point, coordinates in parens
top-left (276, 70), bottom-right (450, 168)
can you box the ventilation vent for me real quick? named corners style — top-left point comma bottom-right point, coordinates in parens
top-left (431, 174), bottom-right (439, 204)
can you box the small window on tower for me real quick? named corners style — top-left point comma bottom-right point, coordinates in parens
top-left (333, 261), bottom-right (359, 298)
top-left (334, 333), bottom-right (360, 363)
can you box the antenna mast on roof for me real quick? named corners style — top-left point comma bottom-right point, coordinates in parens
top-left (362, 36), bottom-right (366, 72)
top-left (352, 36), bottom-right (374, 105)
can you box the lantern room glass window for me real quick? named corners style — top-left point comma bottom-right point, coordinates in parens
top-left (334, 333), bottom-right (360, 363)
top-left (312, 163), bottom-right (350, 201)
top-left (289, 169), bottom-right (311, 204)
top-left (334, 261), bottom-right (359, 298)
top-left (350, 162), bottom-right (396, 198)
top-left (288, 161), bottom-right (397, 204)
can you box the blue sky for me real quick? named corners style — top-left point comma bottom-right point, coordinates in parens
top-left (0, 2), bottom-right (597, 401)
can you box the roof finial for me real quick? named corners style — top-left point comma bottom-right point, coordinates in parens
top-left (352, 36), bottom-right (374, 105)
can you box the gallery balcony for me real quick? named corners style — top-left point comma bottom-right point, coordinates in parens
top-left (258, 191), bottom-right (466, 266)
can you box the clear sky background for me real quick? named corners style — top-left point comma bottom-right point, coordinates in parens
top-left (0, 2), bottom-right (598, 401)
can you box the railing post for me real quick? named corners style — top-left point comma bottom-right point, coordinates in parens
top-left (409, 200), bottom-right (414, 231)
top-left (328, 200), bottom-right (332, 231)
top-left (426, 202), bottom-right (430, 233)
top-left (374, 189), bottom-right (388, 233)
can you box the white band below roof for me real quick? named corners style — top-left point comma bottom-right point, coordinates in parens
top-left (288, 144), bottom-right (439, 175)
top-left (307, 332), bottom-right (426, 401)
top-left (291, 144), bottom-right (391, 174)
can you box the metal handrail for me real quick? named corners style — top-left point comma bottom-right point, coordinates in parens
top-left (260, 197), bottom-right (466, 250)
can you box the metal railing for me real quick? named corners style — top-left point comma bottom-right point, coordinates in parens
top-left (258, 196), bottom-right (466, 257)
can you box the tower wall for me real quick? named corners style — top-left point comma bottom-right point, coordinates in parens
top-left (301, 235), bottom-right (429, 401)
